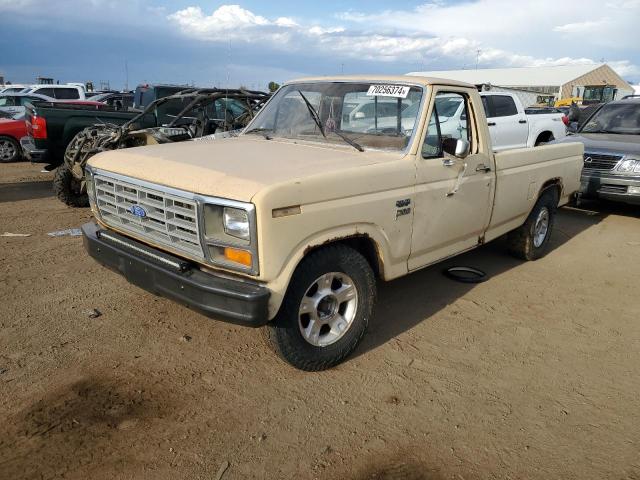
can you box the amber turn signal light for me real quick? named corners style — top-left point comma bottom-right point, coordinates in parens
top-left (223, 247), bottom-right (252, 267)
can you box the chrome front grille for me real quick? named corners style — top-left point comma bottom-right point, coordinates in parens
top-left (94, 174), bottom-right (204, 259)
top-left (583, 152), bottom-right (622, 172)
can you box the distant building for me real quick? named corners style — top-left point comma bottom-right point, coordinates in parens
top-left (408, 64), bottom-right (635, 105)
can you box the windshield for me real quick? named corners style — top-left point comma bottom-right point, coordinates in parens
top-left (581, 102), bottom-right (640, 135)
top-left (245, 82), bottom-right (424, 151)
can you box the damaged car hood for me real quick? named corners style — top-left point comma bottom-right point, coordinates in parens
top-left (87, 135), bottom-right (402, 202)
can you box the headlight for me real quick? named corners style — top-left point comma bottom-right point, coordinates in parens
top-left (201, 201), bottom-right (258, 274)
top-left (616, 158), bottom-right (640, 174)
top-left (223, 207), bottom-right (250, 240)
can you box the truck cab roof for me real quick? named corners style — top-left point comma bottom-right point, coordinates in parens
top-left (289, 75), bottom-right (475, 89)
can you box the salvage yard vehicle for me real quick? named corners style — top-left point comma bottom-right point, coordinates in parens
top-left (81, 75), bottom-right (583, 371)
top-left (0, 92), bottom-right (56, 116)
top-left (20, 84), bottom-right (86, 100)
top-left (21, 100), bottom-right (122, 165)
top-left (54, 88), bottom-right (269, 207)
top-left (86, 91), bottom-right (134, 111)
top-left (479, 92), bottom-right (567, 149)
top-left (20, 85), bottom-right (199, 167)
top-left (553, 97), bottom-right (640, 205)
top-left (0, 112), bottom-right (27, 162)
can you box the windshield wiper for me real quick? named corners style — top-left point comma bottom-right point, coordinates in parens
top-left (298, 90), bottom-right (326, 138)
top-left (332, 129), bottom-right (364, 152)
top-left (297, 90), bottom-right (363, 152)
top-left (244, 127), bottom-right (273, 139)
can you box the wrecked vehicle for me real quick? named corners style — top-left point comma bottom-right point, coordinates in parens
top-left (81, 75), bottom-right (583, 371)
top-left (54, 88), bottom-right (270, 207)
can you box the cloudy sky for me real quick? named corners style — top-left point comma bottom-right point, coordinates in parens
top-left (1, 0), bottom-right (639, 90)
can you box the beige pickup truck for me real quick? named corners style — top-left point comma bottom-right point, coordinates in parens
top-left (81, 75), bottom-right (583, 370)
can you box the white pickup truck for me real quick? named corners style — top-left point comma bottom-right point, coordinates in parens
top-left (343, 90), bottom-right (566, 152)
top-left (81, 75), bottom-right (582, 370)
top-left (480, 92), bottom-right (567, 150)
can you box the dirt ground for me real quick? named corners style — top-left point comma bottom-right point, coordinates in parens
top-left (1, 161), bottom-right (639, 480)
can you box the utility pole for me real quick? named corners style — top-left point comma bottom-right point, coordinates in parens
top-left (476, 49), bottom-right (481, 70)
top-left (340, 63), bottom-right (344, 75)
top-left (124, 60), bottom-right (129, 91)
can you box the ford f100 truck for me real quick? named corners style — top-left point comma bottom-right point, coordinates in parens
top-left (81, 75), bottom-right (583, 371)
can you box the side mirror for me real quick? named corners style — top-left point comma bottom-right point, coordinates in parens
top-left (442, 138), bottom-right (470, 159)
top-left (354, 111), bottom-right (365, 119)
top-left (567, 122), bottom-right (579, 133)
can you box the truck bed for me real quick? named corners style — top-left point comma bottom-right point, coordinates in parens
top-left (487, 142), bottom-right (583, 241)
top-left (23, 102), bottom-right (154, 165)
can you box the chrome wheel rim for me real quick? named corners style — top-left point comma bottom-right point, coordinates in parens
top-left (0, 140), bottom-right (16, 161)
top-left (533, 207), bottom-right (549, 248)
top-left (298, 272), bottom-right (358, 347)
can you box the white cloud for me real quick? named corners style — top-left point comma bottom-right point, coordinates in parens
top-left (553, 20), bottom-right (607, 34)
top-left (167, 2), bottom-right (639, 81)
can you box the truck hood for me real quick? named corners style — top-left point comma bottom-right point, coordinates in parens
top-left (553, 133), bottom-right (640, 157)
top-left (88, 135), bottom-right (402, 202)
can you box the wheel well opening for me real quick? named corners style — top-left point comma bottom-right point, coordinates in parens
top-left (540, 178), bottom-right (562, 204)
top-left (304, 235), bottom-right (383, 278)
top-left (535, 131), bottom-right (554, 145)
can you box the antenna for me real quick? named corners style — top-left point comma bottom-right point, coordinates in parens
top-left (226, 39), bottom-right (231, 88)
top-left (476, 49), bottom-right (481, 70)
top-left (124, 60), bottom-right (129, 91)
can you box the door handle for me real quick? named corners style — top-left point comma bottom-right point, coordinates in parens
top-left (519, 119), bottom-right (527, 124)
top-left (442, 158), bottom-right (456, 167)
top-left (476, 164), bottom-right (491, 173)
top-left (487, 122), bottom-right (496, 126)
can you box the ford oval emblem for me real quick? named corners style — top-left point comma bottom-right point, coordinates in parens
top-left (129, 205), bottom-right (147, 218)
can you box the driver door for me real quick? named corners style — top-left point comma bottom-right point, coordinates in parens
top-left (409, 89), bottom-right (495, 270)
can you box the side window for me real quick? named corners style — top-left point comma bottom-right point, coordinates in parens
top-left (490, 95), bottom-right (517, 117)
top-left (0, 97), bottom-right (16, 106)
top-left (20, 97), bottom-right (38, 106)
top-left (421, 91), bottom-right (470, 158)
top-left (36, 88), bottom-right (56, 98)
top-left (54, 88), bottom-right (80, 100)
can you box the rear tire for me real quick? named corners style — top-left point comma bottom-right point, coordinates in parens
top-left (0, 136), bottom-right (20, 163)
top-left (53, 164), bottom-right (89, 208)
top-left (508, 189), bottom-right (558, 260)
top-left (263, 244), bottom-right (376, 371)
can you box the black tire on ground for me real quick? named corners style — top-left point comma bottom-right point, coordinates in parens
top-left (0, 136), bottom-right (21, 163)
top-left (263, 244), bottom-right (377, 371)
top-left (508, 188), bottom-right (558, 261)
top-left (53, 164), bottom-right (89, 208)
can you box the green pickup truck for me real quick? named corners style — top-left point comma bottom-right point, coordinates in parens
top-left (21, 102), bottom-right (149, 166)
top-left (20, 84), bottom-right (192, 166)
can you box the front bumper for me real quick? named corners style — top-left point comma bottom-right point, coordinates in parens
top-left (580, 171), bottom-right (640, 205)
top-left (19, 136), bottom-right (49, 163)
top-left (81, 222), bottom-right (270, 327)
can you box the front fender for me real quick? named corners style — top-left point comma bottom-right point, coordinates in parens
top-left (263, 223), bottom-right (400, 319)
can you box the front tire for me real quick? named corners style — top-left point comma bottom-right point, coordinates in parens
top-left (53, 164), bottom-right (89, 208)
top-left (508, 189), bottom-right (558, 260)
top-left (264, 244), bottom-right (376, 371)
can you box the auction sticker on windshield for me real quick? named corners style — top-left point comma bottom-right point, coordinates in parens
top-left (366, 85), bottom-right (410, 98)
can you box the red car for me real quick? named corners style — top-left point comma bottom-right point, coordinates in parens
top-left (0, 112), bottom-right (27, 163)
